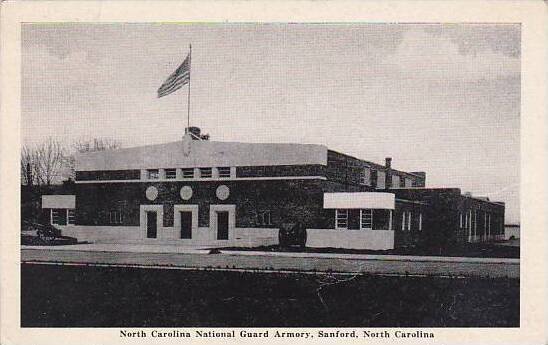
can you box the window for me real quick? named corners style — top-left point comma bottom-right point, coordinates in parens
top-left (199, 167), bottom-right (212, 178)
top-left (405, 178), bottom-right (413, 188)
top-left (182, 168), bottom-right (194, 179)
top-left (401, 211), bottom-right (412, 231)
top-left (67, 209), bottom-right (76, 225)
top-left (257, 211), bottom-right (272, 226)
top-left (459, 212), bottom-right (463, 228)
top-left (391, 175), bottom-right (400, 189)
top-left (418, 213), bottom-right (422, 231)
top-left (376, 171), bottom-right (386, 189)
top-left (218, 167), bottom-right (231, 178)
top-left (360, 167), bottom-right (371, 186)
top-left (408, 212), bottom-right (412, 231)
top-left (51, 209), bottom-right (63, 225)
top-left (109, 209), bottom-right (123, 224)
top-left (335, 209), bottom-right (348, 229)
top-left (147, 169), bottom-right (159, 179)
top-left (360, 209), bottom-right (373, 229)
top-left (165, 169), bottom-right (176, 179)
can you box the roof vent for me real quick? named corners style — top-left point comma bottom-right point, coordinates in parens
top-left (184, 127), bottom-right (210, 141)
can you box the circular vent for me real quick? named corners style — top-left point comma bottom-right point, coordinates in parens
top-left (145, 186), bottom-right (158, 201)
top-left (180, 186), bottom-right (193, 200)
top-left (216, 185), bottom-right (230, 201)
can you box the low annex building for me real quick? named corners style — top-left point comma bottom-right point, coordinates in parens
top-left (42, 127), bottom-right (505, 249)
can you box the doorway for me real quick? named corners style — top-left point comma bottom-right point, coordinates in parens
top-left (146, 211), bottom-right (157, 239)
top-left (216, 211), bottom-right (229, 240)
top-left (180, 211), bottom-right (192, 239)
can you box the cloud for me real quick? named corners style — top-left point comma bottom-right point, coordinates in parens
top-left (424, 24), bottom-right (520, 58)
top-left (379, 27), bottom-right (520, 84)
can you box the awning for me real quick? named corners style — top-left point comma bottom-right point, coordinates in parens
top-left (323, 192), bottom-right (395, 210)
top-left (42, 195), bottom-right (76, 209)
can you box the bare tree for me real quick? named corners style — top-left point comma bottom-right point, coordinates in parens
top-left (21, 145), bottom-right (35, 185)
top-left (34, 138), bottom-right (66, 186)
top-left (72, 138), bottom-right (122, 153)
top-left (66, 137), bottom-right (122, 180)
top-left (21, 140), bottom-right (67, 186)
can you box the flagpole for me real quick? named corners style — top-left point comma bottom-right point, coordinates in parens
top-left (187, 44), bottom-right (192, 131)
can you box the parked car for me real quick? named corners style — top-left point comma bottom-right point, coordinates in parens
top-left (21, 220), bottom-right (77, 245)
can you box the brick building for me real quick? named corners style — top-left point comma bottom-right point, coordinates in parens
top-left (42, 127), bottom-right (505, 250)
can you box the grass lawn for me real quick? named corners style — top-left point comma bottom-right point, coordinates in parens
top-left (220, 242), bottom-right (519, 259)
top-left (21, 263), bottom-right (519, 327)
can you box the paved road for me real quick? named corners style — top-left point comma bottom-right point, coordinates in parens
top-left (21, 248), bottom-right (519, 278)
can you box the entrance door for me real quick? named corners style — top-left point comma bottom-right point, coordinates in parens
top-left (180, 211), bottom-right (192, 239)
top-left (216, 211), bottom-right (229, 240)
top-left (146, 211), bottom-right (157, 239)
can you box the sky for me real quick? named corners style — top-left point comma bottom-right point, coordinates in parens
top-left (21, 23), bottom-right (520, 223)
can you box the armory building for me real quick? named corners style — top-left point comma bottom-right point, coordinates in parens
top-left (42, 127), bottom-right (505, 250)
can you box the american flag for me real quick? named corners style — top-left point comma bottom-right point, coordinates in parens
top-left (157, 53), bottom-right (191, 98)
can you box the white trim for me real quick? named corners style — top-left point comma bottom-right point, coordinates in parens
top-left (75, 176), bottom-right (327, 184)
top-left (173, 204), bottom-right (199, 240)
top-left (307, 229), bottom-right (394, 250)
top-left (209, 204), bottom-right (236, 241)
top-left (324, 192), bottom-right (395, 210)
top-left (376, 171), bottom-right (386, 189)
top-left (75, 141), bottom-right (328, 171)
top-left (42, 195), bottom-right (76, 209)
top-left (140, 205), bottom-right (163, 240)
top-left (408, 212), bottom-right (412, 231)
top-left (359, 209), bottom-right (373, 230)
top-left (335, 209), bottom-right (348, 230)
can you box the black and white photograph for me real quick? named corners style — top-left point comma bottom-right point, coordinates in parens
top-left (1, 1), bottom-right (546, 344)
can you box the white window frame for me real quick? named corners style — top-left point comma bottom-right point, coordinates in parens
top-left (67, 209), bottom-right (76, 225)
top-left (391, 175), bottom-right (400, 189)
top-left (51, 209), bottom-right (62, 225)
top-left (408, 212), bottom-right (412, 231)
top-left (405, 177), bottom-right (413, 188)
top-left (109, 209), bottom-right (123, 224)
top-left (360, 167), bottom-right (371, 186)
top-left (360, 209), bottom-right (373, 230)
top-left (181, 168), bottom-right (194, 179)
top-left (217, 167), bottom-right (232, 178)
top-left (376, 171), bottom-right (386, 189)
top-left (401, 211), bottom-right (412, 231)
top-left (335, 209), bottom-right (349, 230)
top-left (257, 211), bottom-right (273, 226)
top-left (164, 168), bottom-right (177, 179)
top-left (199, 167), bottom-right (212, 178)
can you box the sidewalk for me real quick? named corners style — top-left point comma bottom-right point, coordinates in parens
top-left (22, 243), bottom-right (519, 264)
top-left (21, 243), bottom-right (211, 254)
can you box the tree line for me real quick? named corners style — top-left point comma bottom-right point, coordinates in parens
top-left (21, 138), bottom-right (121, 186)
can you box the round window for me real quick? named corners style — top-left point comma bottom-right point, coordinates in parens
top-left (216, 185), bottom-right (230, 201)
top-left (180, 186), bottom-right (193, 200)
top-left (145, 186), bottom-right (158, 201)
